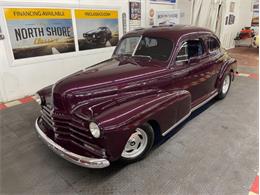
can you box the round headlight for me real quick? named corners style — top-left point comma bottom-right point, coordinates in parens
top-left (34, 93), bottom-right (42, 105)
top-left (89, 122), bottom-right (101, 138)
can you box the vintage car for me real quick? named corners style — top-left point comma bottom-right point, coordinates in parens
top-left (83, 26), bottom-right (112, 46)
top-left (35, 25), bottom-right (237, 168)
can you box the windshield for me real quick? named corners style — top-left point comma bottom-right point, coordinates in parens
top-left (115, 36), bottom-right (140, 56)
top-left (114, 36), bottom-right (173, 61)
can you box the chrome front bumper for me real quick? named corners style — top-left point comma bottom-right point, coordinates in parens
top-left (35, 118), bottom-right (110, 168)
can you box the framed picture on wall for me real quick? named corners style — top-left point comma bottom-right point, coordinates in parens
top-left (155, 10), bottom-right (180, 26)
top-left (252, 0), bottom-right (259, 11)
top-left (129, 0), bottom-right (142, 30)
top-left (225, 16), bottom-right (229, 25)
top-left (228, 14), bottom-right (235, 25)
top-left (251, 0), bottom-right (259, 26)
top-left (229, 2), bottom-right (236, 12)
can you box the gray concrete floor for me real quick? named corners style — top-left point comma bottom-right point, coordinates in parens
top-left (0, 48), bottom-right (259, 195)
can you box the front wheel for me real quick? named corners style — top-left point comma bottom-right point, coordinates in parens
top-left (97, 37), bottom-right (107, 47)
top-left (217, 73), bottom-right (231, 99)
top-left (121, 123), bottom-right (154, 163)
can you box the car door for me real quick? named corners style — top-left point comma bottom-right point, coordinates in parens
top-left (205, 35), bottom-right (224, 84)
top-left (172, 35), bottom-right (217, 103)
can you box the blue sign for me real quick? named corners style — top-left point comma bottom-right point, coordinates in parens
top-left (150, 0), bottom-right (176, 4)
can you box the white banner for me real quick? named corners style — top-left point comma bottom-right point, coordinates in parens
top-left (155, 10), bottom-right (180, 26)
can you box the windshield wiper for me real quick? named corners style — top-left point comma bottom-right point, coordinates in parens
top-left (132, 55), bottom-right (152, 62)
top-left (113, 53), bottom-right (131, 59)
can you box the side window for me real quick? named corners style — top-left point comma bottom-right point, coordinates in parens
top-left (207, 37), bottom-right (220, 52)
top-left (186, 39), bottom-right (204, 58)
top-left (176, 39), bottom-right (205, 63)
top-left (176, 42), bottom-right (188, 61)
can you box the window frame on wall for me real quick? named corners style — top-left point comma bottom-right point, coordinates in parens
top-left (0, 5), bottom-right (122, 67)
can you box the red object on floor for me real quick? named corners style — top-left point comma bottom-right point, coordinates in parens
top-left (239, 27), bottom-right (255, 39)
top-left (249, 73), bottom-right (259, 80)
top-left (0, 103), bottom-right (7, 110)
top-left (250, 175), bottom-right (259, 194)
top-left (19, 96), bottom-right (34, 104)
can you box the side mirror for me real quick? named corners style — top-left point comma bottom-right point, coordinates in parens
top-left (189, 57), bottom-right (200, 64)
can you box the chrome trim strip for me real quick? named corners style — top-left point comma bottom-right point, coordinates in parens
top-left (132, 35), bottom-right (142, 56)
top-left (35, 118), bottom-right (110, 168)
top-left (191, 91), bottom-right (218, 112)
top-left (162, 110), bottom-right (191, 136)
top-left (162, 91), bottom-right (218, 136)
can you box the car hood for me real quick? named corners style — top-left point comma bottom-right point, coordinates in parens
top-left (46, 57), bottom-right (166, 112)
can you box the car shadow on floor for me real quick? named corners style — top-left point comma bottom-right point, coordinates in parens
top-left (156, 98), bottom-right (218, 146)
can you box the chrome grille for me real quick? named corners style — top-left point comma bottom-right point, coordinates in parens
top-left (40, 106), bottom-right (105, 158)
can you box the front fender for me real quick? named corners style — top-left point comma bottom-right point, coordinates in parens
top-left (95, 90), bottom-right (191, 161)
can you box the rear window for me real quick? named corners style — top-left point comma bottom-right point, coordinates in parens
top-left (207, 37), bottom-right (220, 52)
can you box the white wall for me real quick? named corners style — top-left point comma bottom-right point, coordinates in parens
top-left (220, 0), bottom-right (253, 48)
top-left (177, 0), bottom-right (192, 25)
top-left (0, 0), bottom-right (192, 102)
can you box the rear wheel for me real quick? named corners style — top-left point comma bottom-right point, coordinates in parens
top-left (121, 123), bottom-right (154, 163)
top-left (217, 73), bottom-right (231, 99)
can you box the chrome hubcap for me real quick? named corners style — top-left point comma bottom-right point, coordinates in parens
top-left (121, 128), bottom-right (148, 159)
top-left (222, 75), bottom-right (230, 94)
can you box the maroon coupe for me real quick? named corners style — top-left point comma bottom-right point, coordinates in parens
top-left (35, 25), bottom-right (237, 168)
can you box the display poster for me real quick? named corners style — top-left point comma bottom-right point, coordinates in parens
top-left (75, 9), bottom-right (119, 50)
top-left (155, 10), bottom-right (180, 26)
top-left (4, 8), bottom-right (75, 59)
top-left (129, 1), bottom-right (141, 31)
top-left (150, 0), bottom-right (176, 4)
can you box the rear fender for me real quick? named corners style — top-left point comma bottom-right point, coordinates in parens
top-left (217, 57), bottom-right (237, 88)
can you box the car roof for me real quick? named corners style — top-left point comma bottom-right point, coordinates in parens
top-left (123, 25), bottom-right (214, 43)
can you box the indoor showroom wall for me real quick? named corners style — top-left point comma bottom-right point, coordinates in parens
top-left (0, 0), bottom-right (192, 102)
top-left (0, 0), bottom-right (252, 102)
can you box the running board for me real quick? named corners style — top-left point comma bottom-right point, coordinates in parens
top-left (162, 91), bottom-right (218, 136)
